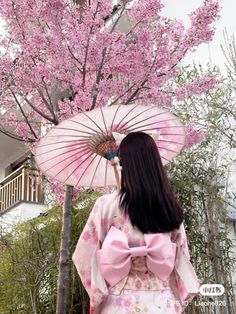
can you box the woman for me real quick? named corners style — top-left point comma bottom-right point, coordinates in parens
top-left (72, 132), bottom-right (200, 314)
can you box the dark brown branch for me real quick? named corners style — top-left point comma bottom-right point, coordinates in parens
top-left (90, 47), bottom-right (107, 110)
top-left (124, 47), bottom-right (188, 105)
top-left (123, 54), bottom-right (158, 105)
top-left (37, 88), bottom-right (53, 114)
top-left (82, 2), bottom-right (100, 89)
top-left (0, 117), bottom-right (51, 125)
top-left (110, 2), bottom-right (127, 33)
top-left (124, 79), bottom-right (148, 105)
top-left (0, 125), bottom-right (35, 142)
top-left (41, 79), bottom-right (59, 124)
top-left (109, 82), bottom-right (137, 106)
top-left (23, 96), bottom-right (57, 124)
top-left (10, 90), bottom-right (38, 139)
top-left (67, 46), bottom-right (83, 71)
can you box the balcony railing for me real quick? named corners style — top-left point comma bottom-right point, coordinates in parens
top-left (0, 165), bottom-right (44, 213)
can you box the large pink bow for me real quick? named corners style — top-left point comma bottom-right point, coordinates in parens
top-left (96, 226), bottom-right (176, 287)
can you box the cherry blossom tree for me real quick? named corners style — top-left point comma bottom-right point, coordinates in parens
top-left (0, 0), bottom-right (220, 313)
top-left (0, 0), bottom-right (219, 142)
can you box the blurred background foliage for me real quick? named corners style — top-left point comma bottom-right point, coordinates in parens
top-left (0, 190), bottom-right (99, 314)
top-left (169, 63), bottom-right (236, 314)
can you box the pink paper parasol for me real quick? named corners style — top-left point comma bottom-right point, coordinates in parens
top-left (35, 104), bottom-right (185, 188)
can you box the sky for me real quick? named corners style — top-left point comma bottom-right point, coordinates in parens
top-left (162, 0), bottom-right (236, 71)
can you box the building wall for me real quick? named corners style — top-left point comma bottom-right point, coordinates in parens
top-left (0, 202), bottom-right (47, 234)
top-left (0, 135), bottom-right (27, 181)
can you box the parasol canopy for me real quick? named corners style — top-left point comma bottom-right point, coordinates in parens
top-left (35, 104), bottom-right (185, 188)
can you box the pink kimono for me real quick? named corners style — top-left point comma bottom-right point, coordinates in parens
top-left (72, 192), bottom-right (200, 314)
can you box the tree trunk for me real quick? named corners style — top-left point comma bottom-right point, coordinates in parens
top-left (56, 185), bottom-right (73, 314)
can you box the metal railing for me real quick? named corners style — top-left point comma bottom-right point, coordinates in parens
top-left (0, 165), bottom-right (44, 212)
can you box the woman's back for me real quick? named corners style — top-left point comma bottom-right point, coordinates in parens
top-left (73, 192), bottom-right (199, 314)
top-left (72, 132), bottom-right (200, 314)
top-left (96, 192), bottom-right (181, 293)
top-left (117, 132), bottom-right (183, 233)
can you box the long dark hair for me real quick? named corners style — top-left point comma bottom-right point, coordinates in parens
top-left (118, 132), bottom-right (183, 233)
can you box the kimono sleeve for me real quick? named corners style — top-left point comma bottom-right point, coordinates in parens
top-left (72, 197), bottom-right (109, 314)
top-left (174, 223), bottom-right (201, 304)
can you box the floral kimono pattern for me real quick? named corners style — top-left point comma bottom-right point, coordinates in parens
top-left (72, 192), bottom-right (200, 314)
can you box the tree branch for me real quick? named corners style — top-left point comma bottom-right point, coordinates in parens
top-left (10, 90), bottom-right (38, 139)
top-left (0, 124), bottom-right (35, 142)
top-left (110, 1), bottom-right (128, 33)
top-left (123, 79), bottom-right (148, 105)
top-left (90, 47), bottom-right (107, 110)
top-left (123, 47), bottom-right (188, 105)
top-left (109, 82), bottom-right (137, 106)
top-left (82, 2), bottom-right (100, 89)
top-left (22, 96), bottom-right (57, 124)
top-left (67, 46), bottom-right (83, 72)
top-left (41, 79), bottom-right (59, 124)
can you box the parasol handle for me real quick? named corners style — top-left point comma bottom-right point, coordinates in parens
top-left (110, 158), bottom-right (121, 190)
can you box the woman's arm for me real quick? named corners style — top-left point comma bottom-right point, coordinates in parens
top-left (173, 223), bottom-right (200, 304)
top-left (72, 196), bottom-right (109, 314)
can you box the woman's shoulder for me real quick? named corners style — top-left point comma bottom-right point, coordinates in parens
top-left (96, 190), bottom-right (119, 203)
top-left (94, 191), bottom-right (120, 213)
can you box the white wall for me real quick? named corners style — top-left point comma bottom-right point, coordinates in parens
top-left (0, 202), bottom-right (47, 234)
top-left (0, 151), bottom-right (26, 181)
top-left (0, 134), bottom-right (27, 181)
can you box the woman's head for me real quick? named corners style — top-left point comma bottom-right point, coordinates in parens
top-left (118, 132), bottom-right (183, 233)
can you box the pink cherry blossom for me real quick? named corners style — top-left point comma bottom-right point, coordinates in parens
top-left (0, 0), bottom-right (220, 201)
top-left (175, 73), bottom-right (217, 101)
top-left (184, 121), bottom-right (205, 148)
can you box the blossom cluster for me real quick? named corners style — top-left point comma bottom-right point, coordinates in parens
top-left (0, 0), bottom-right (220, 122)
top-left (175, 73), bottom-right (218, 101)
top-left (184, 121), bottom-right (205, 149)
top-left (0, 0), bottom-right (220, 196)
